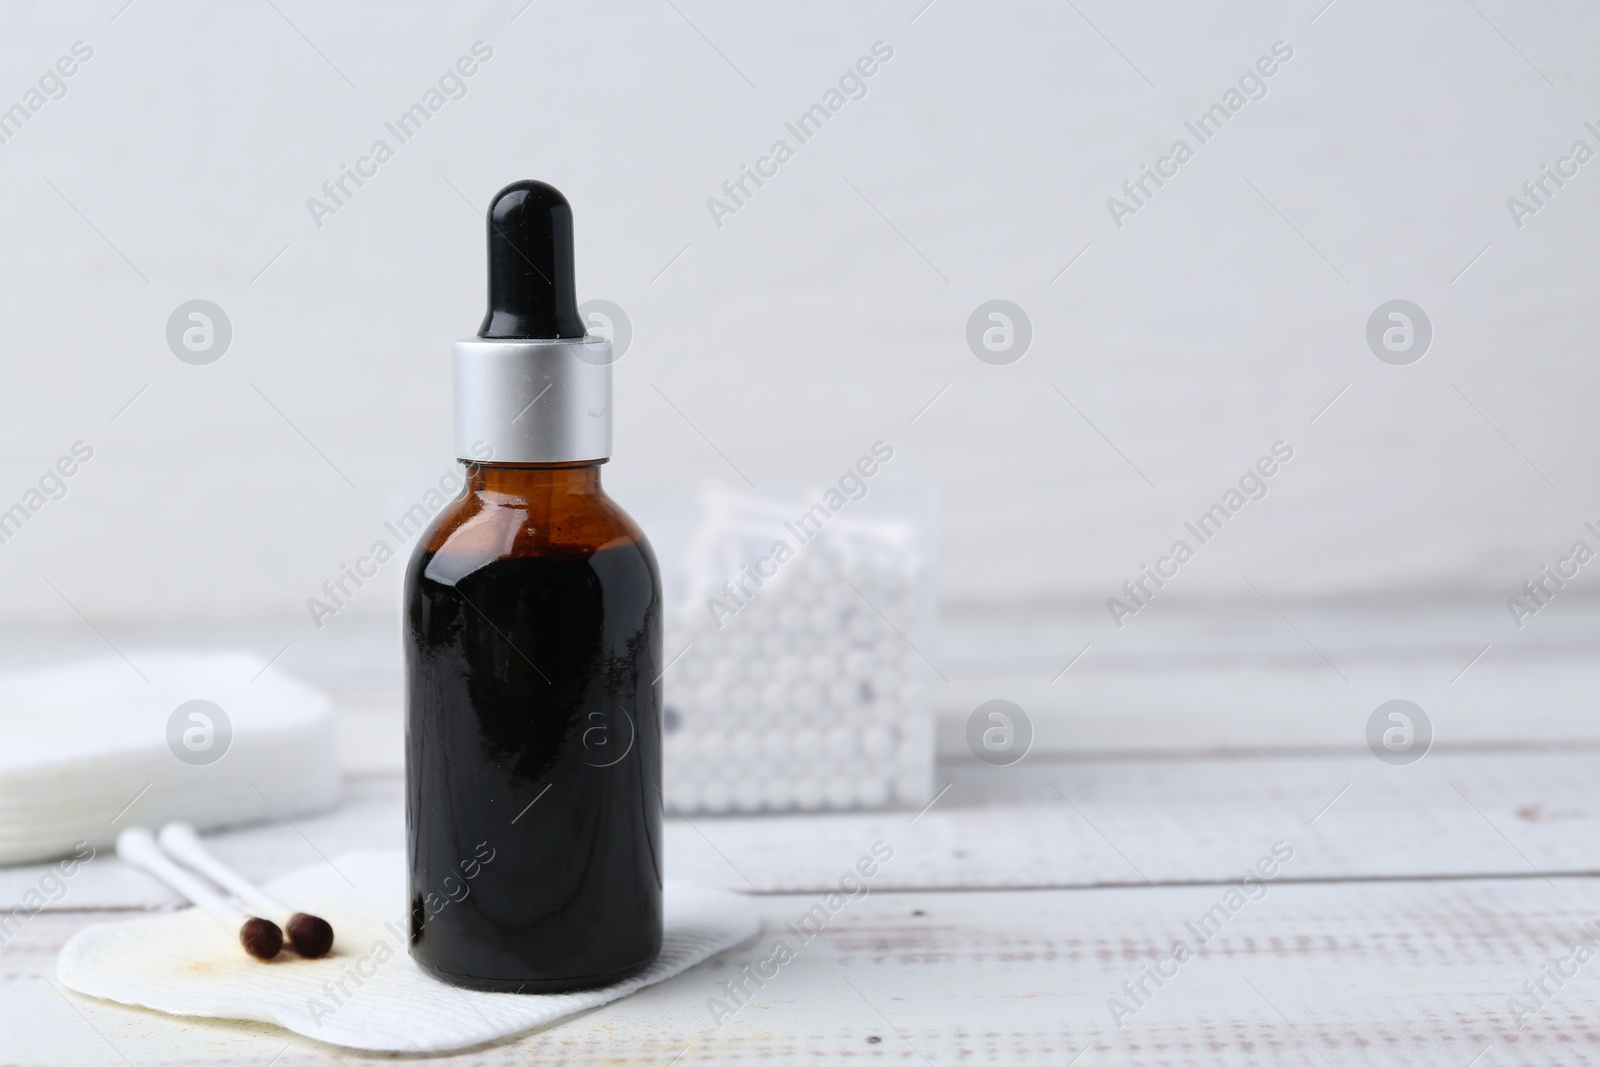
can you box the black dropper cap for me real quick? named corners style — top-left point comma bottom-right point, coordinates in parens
top-left (478, 179), bottom-right (586, 340)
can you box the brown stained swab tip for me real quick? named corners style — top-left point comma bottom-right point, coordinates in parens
top-left (286, 912), bottom-right (335, 958)
top-left (239, 916), bottom-right (284, 960)
top-left (157, 823), bottom-right (335, 958)
top-left (118, 827), bottom-right (276, 963)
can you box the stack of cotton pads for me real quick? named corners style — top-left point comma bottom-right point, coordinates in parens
top-left (661, 488), bottom-right (935, 814)
top-left (0, 651), bottom-right (339, 865)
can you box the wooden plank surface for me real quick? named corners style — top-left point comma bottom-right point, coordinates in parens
top-left (7, 750), bottom-right (1597, 910)
top-left (5, 877), bottom-right (1599, 1065)
top-left (3, 614), bottom-right (1596, 1063)
top-left (6, 603), bottom-right (1600, 766)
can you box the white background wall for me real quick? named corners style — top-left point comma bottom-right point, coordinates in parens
top-left (1, 0), bottom-right (1597, 629)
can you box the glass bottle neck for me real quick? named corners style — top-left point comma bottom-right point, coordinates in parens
top-left (464, 462), bottom-right (604, 498)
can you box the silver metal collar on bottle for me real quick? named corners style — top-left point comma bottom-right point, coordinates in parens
top-left (452, 336), bottom-right (613, 463)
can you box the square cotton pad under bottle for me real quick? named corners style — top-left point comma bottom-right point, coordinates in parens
top-left (58, 850), bottom-right (759, 1052)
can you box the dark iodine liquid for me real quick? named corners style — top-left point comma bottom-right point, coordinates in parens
top-left (404, 543), bottom-right (662, 992)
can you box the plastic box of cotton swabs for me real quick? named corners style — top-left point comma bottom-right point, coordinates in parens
top-left (645, 475), bottom-right (937, 814)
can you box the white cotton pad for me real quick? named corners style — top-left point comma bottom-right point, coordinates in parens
top-left (58, 850), bottom-right (760, 1053)
top-left (0, 652), bottom-right (339, 864)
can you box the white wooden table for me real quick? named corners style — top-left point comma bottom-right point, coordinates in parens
top-left (4, 747), bottom-right (1599, 1065)
top-left (2, 607), bottom-right (1597, 1064)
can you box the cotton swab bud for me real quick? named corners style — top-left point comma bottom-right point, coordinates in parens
top-left (157, 822), bottom-right (334, 958)
top-left (115, 827), bottom-right (282, 961)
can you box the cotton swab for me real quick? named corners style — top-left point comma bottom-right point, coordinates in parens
top-left (157, 822), bottom-right (334, 958)
top-left (115, 827), bottom-right (283, 960)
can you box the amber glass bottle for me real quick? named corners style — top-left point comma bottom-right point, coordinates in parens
top-left (405, 462), bottom-right (662, 991)
top-left (404, 180), bottom-right (662, 992)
